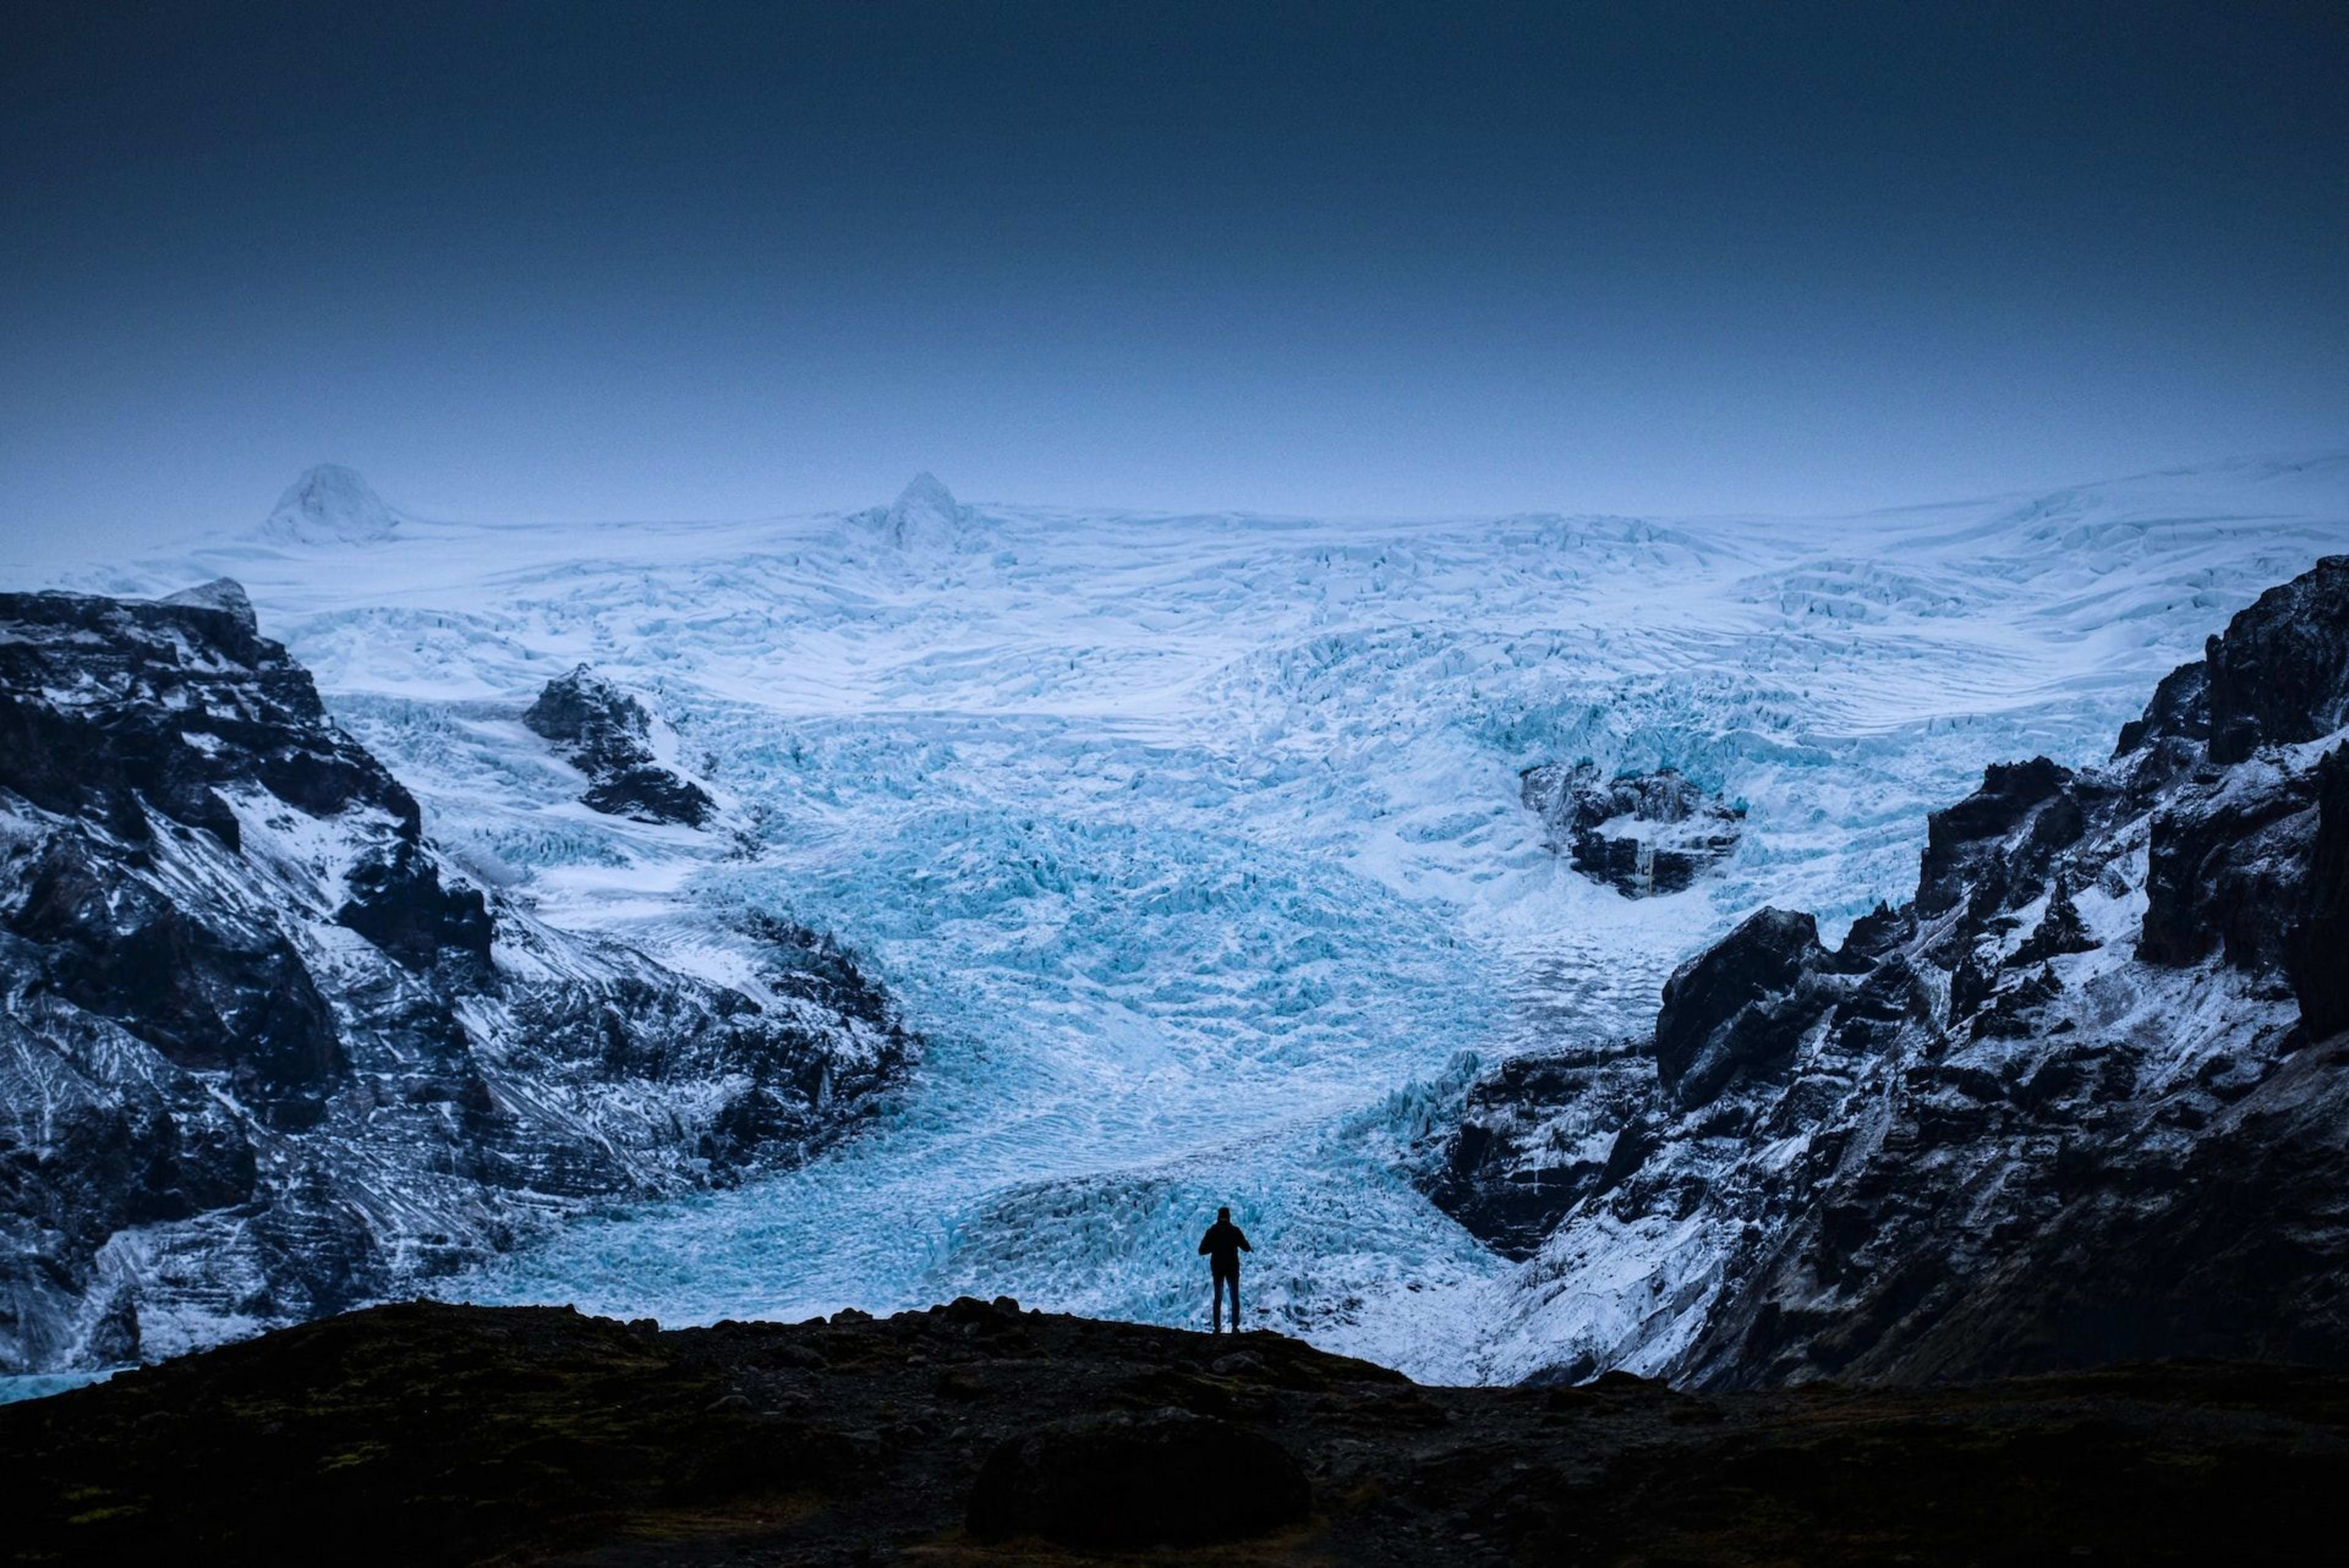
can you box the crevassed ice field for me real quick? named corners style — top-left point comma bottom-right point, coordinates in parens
top-left (58, 456), bottom-right (2349, 1381)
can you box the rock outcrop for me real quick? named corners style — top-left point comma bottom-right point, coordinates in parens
top-left (1521, 763), bottom-right (1743, 897)
top-left (1419, 1041), bottom-right (1657, 1260)
top-left (1430, 555), bottom-right (2349, 1387)
top-left (2297, 747), bottom-right (2349, 1038)
top-left (0, 586), bottom-right (907, 1374)
top-left (523, 664), bottom-right (716, 827)
top-left (1653, 908), bottom-right (1835, 1106)
top-left (2203, 555), bottom-right (2349, 764)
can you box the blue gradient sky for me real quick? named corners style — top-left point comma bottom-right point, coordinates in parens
top-left (4, 1), bottom-right (2343, 553)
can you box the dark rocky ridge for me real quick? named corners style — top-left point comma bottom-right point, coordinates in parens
top-left (524, 663), bottom-right (717, 827)
top-left (1520, 762), bottom-right (1743, 897)
top-left (6, 1300), bottom-right (2343, 1566)
top-left (0, 586), bottom-right (907, 1374)
top-left (1430, 555), bottom-right (2349, 1386)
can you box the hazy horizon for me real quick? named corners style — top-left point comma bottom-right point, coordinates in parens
top-left (6, 2), bottom-right (2344, 559)
top-left (17, 447), bottom-right (2349, 577)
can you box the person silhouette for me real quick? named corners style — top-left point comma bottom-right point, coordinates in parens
top-left (1197, 1205), bottom-right (1253, 1333)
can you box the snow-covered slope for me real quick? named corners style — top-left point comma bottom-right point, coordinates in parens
top-left (21, 454), bottom-right (2349, 1385)
top-left (0, 585), bottom-right (906, 1380)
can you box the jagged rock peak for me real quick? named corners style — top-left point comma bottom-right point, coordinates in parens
top-left (2206, 554), bottom-right (2349, 763)
top-left (158, 577), bottom-right (256, 630)
top-left (262, 464), bottom-right (398, 545)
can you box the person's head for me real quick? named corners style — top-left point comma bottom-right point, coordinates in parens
top-left (1218, 1207), bottom-right (1231, 1221)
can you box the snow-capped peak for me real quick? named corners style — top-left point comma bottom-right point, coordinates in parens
top-left (861, 472), bottom-right (969, 552)
top-left (261, 464), bottom-right (398, 546)
top-left (896, 470), bottom-right (959, 517)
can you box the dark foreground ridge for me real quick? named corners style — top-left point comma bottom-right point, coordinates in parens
top-left (8, 1301), bottom-right (2347, 1566)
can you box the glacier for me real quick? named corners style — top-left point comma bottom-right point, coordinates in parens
top-left (20, 456), bottom-right (2349, 1387)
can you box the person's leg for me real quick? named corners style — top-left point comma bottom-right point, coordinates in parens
top-left (1231, 1268), bottom-right (1241, 1331)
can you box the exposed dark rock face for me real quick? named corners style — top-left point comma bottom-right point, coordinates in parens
top-left (1429, 555), bottom-right (2349, 1388)
top-left (2296, 747), bottom-right (2349, 1038)
top-left (967, 1407), bottom-right (1311, 1547)
top-left (2203, 555), bottom-right (2349, 763)
top-left (1861, 1037), bottom-right (2349, 1377)
top-left (2137, 761), bottom-right (2318, 971)
top-left (0, 587), bottom-right (907, 1374)
top-left (2012, 875), bottom-right (2096, 964)
top-left (1915, 756), bottom-right (2080, 919)
top-left (1422, 1041), bottom-right (1656, 1259)
top-left (0, 580), bottom-right (400, 848)
top-left (1654, 908), bottom-right (1832, 1106)
top-left (2113, 657), bottom-right (2209, 756)
top-left (8, 1301), bottom-right (2345, 1568)
top-left (1521, 762), bottom-right (1743, 897)
top-left (524, 664), bottom-right (716, 826)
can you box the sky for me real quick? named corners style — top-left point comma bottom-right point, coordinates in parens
top-left (2, 1), bottom-right (2344, 555)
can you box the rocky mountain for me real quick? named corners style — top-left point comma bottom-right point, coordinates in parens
top-left (259, 464), bottom-right (400, 546)
top-left (1520, 762), bottom-right (1744, 897)
top-left (0, 584), bottom-right (909, 1375)
top-left (1432, 555), bottom-right (2349, 1386)
top-left (522, 664), bottom-right (717, 827)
